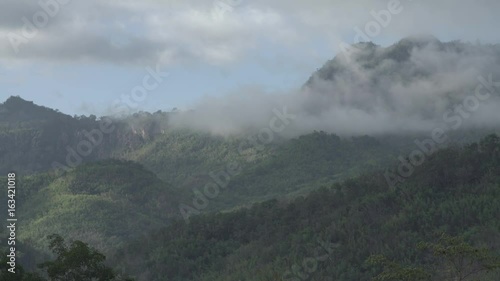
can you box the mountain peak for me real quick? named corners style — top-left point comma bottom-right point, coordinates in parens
top-left (398, 34), bottom-right (441, 46)
top-left (0, 95), bottom-right (70, 122)
top-left (3, 95), bottom-right (35, 107)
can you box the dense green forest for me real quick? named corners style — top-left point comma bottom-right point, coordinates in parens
top-left (1, 234), bottom-right (134, 281)
top-left (112, 135), bottom-right (500, 281)
top-left (1, 159), bottom-right (182, 260)
top-left (4, 133), bottom-right (498, 280)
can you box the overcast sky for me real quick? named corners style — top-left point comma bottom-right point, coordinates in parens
top-left (1, 0), bottom-right (499, 116)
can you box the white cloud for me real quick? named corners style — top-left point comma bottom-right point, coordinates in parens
top-left (0, 0), bottom-right (499, 67)
top-left (169, 38), bottom-right (500, 136)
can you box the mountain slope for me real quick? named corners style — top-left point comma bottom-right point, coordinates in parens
top-left (0, 96), bottom-right (170, 175)
top-left (117, 135), bottom-right (500, 281)
top-left (11, 159), bottom-right (182, 256)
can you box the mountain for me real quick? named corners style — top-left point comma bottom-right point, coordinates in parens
top-left (116, 135), bottom-right (500, 281)
top-left (0, 96), bottom-right (168, 175)
top-left (305, 36), bottom-right (500, 88)
top-left (301, 37), bottom-right (500, 134)
top-left (0, 96), bottom-right (74, 122)
top-left (0, 97), bottom-right (409, 214)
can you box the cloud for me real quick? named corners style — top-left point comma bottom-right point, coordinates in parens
top-left (168, 38), bottom-right (500, 136)
top-left (0, 0), bottom-right (499, 66)
top-left (0, 0), bottom-right (289, 66)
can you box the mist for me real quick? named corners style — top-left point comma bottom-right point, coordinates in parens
top-left (167, 37), bottom-right (500, 137)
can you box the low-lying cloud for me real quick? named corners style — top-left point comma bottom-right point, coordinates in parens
top-left (168, 38), bottom-right (500, 136)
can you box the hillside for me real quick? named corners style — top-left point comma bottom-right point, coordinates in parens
top-left (0, 159), bottom-right (182, 260)
top-left (116, 135), bottom-right (500, 281)
top-left (0, 96), bottom-right (169, 175)
top-left (0, 97), bottom-right (415, 214)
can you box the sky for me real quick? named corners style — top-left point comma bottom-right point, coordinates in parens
top-left (0, 0), bottom-right (500, 116)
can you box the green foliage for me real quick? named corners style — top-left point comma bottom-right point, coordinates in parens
top-left (127, 130), bottom-right (401, 212)
top-left (15, 160), bottom-right (182, 258)
top-left (115, 135), bottom-right (500, 281)
top-left (366, 255), bottom-right (430, 281)
top-left (417, 233), bottom-right (500, 280)
top-left (121, 128), bottom-right (250, 188)
top-left (0, 235), bottom-right (134, 281)
top-left (39, 234), bottom-right (116, 281)
top-left (367, 233), bottom-right (500, 281)
top-left (0, 96), bottom-right (103, 174)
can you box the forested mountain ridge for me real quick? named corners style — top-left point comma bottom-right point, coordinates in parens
top-left (0, 96), bottom-right (169, 175)
top-left (0, 96), bottom-right (412, 213)
top-left (116, 135), bottom-right (500, 281)
top-left (1, 95), bottom-right (497, 214)
top-left (0, 130), bottom-right (406, 259)
top-left (2, 116), bottom-right (499, 280)
top-left (2, 37), bottom-right (500, 176)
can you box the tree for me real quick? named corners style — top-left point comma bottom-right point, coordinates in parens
top-left (366, 255), bottom-right (430, 281)
top-left (418, 233), bottom-right (500, 281)
top-left (368, 233), bottom-right (500, 281)
top-left (38, 234), bottom-right (120, 281)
